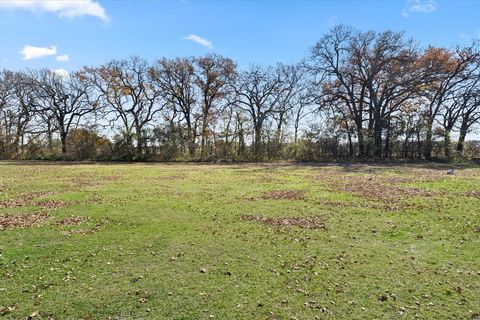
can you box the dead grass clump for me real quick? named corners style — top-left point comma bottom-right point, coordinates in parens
top-left (0, 212), bottom-right (49, 230)
top-left (73, 178), bottom-right (100, 187)
top-left (453, 169), bottom-right (480, 178)
top-left (0, 199), bottom-right (29, 209)
top-left (54, 215), bottom-right (90, 226)
top-left (34, 200), bottom-right (66, 210)
top-left (22, 191), bottom-right (56, 200)
top-left (255, 176), bottom-right (282, 183)
top-left (261, 189), bottom-right (305, 200)
top-left (0, 183), bottom-right (10, 193)
top-left (102, 175), bottom-right (120, 181)
top-left (333, 176), bottom-right (439, 200)
top-left (313, 167), bottom-right (446, 185)
top-left (315, 198), bottom-right (423, 212)
top-left (312, 169), bottom-right (345, 181)
top-left (241, 214), bottom-right (327, 230)
top-left (0, 191), bottom-right (56, 209)
top-left (464, 190), bottom-right (480, 198)
top-left (67, 217), bottom-right (110, 235)
top-left (402, 169), bottom-right (445, 182)
top-left (154, 175), bottom-right (186, 181)
top-left (75, 195), bottom-right (104, 205)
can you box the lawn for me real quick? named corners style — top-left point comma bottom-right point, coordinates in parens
top-left (0, 162), bottom-right (479, 319)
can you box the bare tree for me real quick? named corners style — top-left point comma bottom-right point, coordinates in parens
top-left (31, 70), bottom-right (95, 155)
top-left (151, 57), bottom-right (198, 157)
top-left (85, 56), bottom-right (164, 155)
top-left (0, 71), bottom-right (36, 158)
top-left (455, 77), bottom-right (480, 155)
top-left (307, 25), bottom-right (370, 157)
top-left (231, 64), bottom-right (293, 159)
top-left (194, 54), bottom-right (236, 160)
top-left (418, 42), bottom-right (480, 160)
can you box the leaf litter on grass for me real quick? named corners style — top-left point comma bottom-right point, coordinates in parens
top-left (241, 214), bottom-right (327, 230)
top-left (0, 212), bottom-right (49, 230)
top-left (260, 189), bottom-right (306, 200)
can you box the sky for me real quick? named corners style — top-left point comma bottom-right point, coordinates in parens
top-left (0, 0), bottom-right (479, 74)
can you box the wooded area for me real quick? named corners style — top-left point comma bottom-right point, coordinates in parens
top-left (1, 26), bottom-right (479, 162)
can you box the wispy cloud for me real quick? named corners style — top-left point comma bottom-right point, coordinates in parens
top-left (19, 45), bottom-right (57, 60)
top-left (402, 0), bottom-right (437, 17)
top-left (459, 30), bottom-right (480, 40)
top-left (184, 34), bottom-right (213, 50)
top-left (56, 54), bottom-right (69, 62)
top-left (0, 0), bottom-right (110, 22)
top-left (53, 69), bottom-right (69, 77)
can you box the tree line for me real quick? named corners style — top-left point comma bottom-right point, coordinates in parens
top-left (1, 26), bottom-right (479, 162)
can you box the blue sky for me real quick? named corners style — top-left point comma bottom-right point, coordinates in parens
top-left (1, 0), bottom-right (479, 72)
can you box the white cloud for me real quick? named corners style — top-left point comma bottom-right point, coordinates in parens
top-left (0, 0), bottom-right (110, 22)
top-left (402, 0), bottom-right (437, 17)
top-left (184, 34), bottom-right (213, 50)
top-left (53, 68), bottom-right (69, 77)
top-left (56, 54), bottom-right (69, 62)
top-left (19, 45), bottom-right (57, 60)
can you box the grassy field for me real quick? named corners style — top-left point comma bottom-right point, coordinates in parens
top-left (0, 162), bottom-right (479, 319)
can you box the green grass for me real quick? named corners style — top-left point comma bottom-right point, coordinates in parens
top-left (0, 162), bottom-right (479, 319)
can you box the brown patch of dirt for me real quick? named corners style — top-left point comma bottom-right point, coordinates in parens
top-left (261, 189), bottom-right (305, 200)
top-left (241, 214), bottom-right (327, 230)
top-left (474, 226), bottom-right (480, 233)
top-left (54, 215), bottom-right (90, 226)
top-left (0, 212), bottom-right (49, 230)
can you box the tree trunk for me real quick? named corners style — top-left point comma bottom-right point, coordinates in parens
top-left (456, 120), bottom-right (468, 156)
top-left (444, 129), bottom-right (452, 161)
top-left (402, 134), bottom-right (409, 159)
top-left (416, 129), bottom-right (422, 159)
top-left (254, 125), bottom-right (262, 160)
top-left (136, 132), bottom-right (143, 155)
top-left (373, 117), bottom-right (382, 158)
top-left (47, 123), bottom-right (53, 154)
top-left (61, 132), bottom-right (67, 155)
top-left (200, 114), bottom-right (209, 160)
top-left (384, 124), bottom-right (390, 159)
top-left (424, 119), bottom-right (433, 160)
top-left (185, 118), bottom-right (196, 158)
top-left (356, 122), bottom-right (366, 158)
